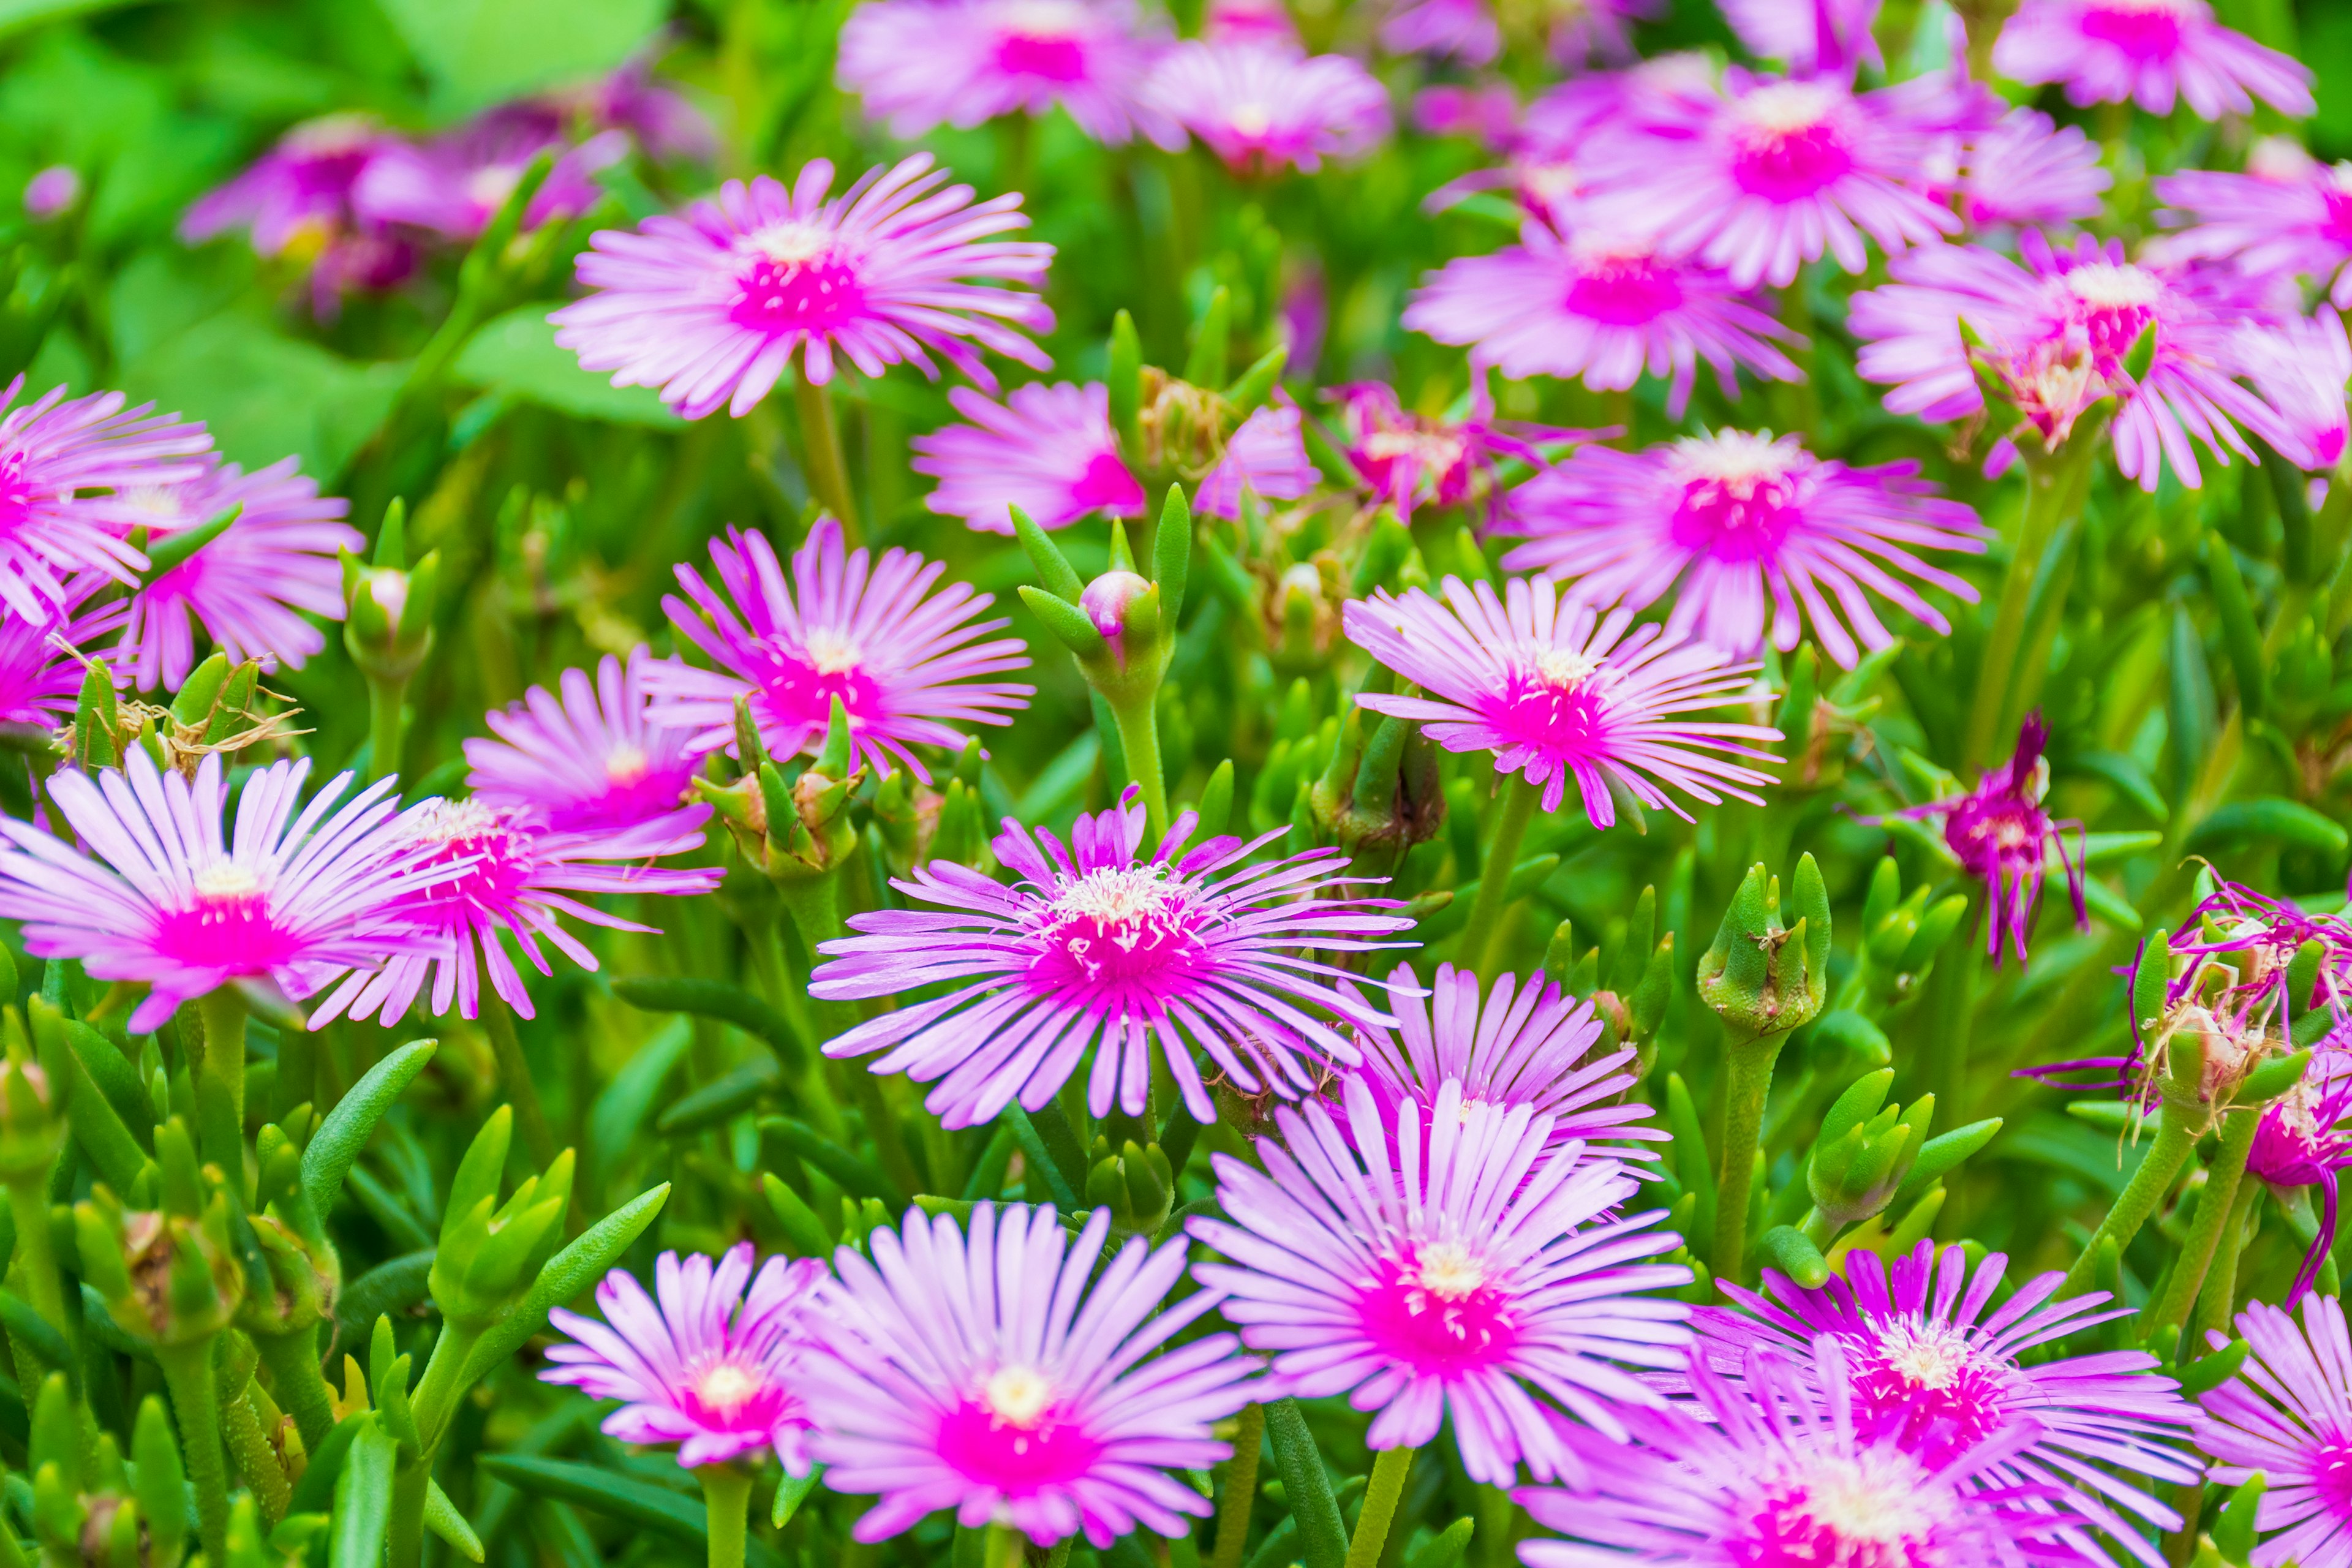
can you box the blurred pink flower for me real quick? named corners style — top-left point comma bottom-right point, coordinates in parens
top-left (353, 123), bottom-right (627, 240)
top-left (1196, 402), bottom-right (1316, 518)
top-left (2156, 156), bottom-right (2352, 309)
top-left (181, 115), bottom-right (417, 316)
top-left (912, 382), bottom-right (1145, 533)
top-left (1148, 42), bottom-right (1390, 175)
top-left (839, 0), bottom-right (1179, 146)
top-left (1994, 0), bottom-right (2312, 121)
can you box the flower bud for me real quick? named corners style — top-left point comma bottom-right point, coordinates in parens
top-left (1805, 1071), bottom-right (1932, 1229)
top-left (1080, 569), bottom-right (1155, 648)
top-left (428, 1107), bottom-right (573, 1332)
top-left (1085, 1137), bottom-right (1174, 1240)
top-left (23, 165), bottom-right (80, 221)
top-left (76, 1163), bottom-right (247, 1351)
top-left (339, 502), bottom-right (438, 686)
top-left (0, 1031), bottom-right (64, 1184)
top-left (1698, 858), bottom-right (1831, 1046)
top-left (1307, 703), bottom-right (1444, 856)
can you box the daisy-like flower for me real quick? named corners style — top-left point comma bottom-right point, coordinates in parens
top-left (1696, 1240), bottom-right (2198, 1555)
top-left (801, 1203), bottom-right (1260, 1547)
top-left (543, 1243), bottom-right (826, 1471)
top-left (554, 153), bottom-right (1055, 420)
top-left (1148, 41), bottom-right (1391, 175)
top-left (1403, 224), bottom-right (1801, 418)
top-left (0, 751), bottom-right (444, 1031)
top-left (2241, 311), bottom-right (2352, 473)
top-left (1719, 0), bottom-right (1881, 72)
top-left (911, 382), bottom-right (1145, 533)
top-left (837, 0), bottom-right (1179, 146)
top-left (1900, 713), bottom-right (2086, 967)
top-left (2248, 1045), bottom-right (2352, 1306)
top-left (1329, 383), bottom-right (1578, 525)
top-left (113, 458), bottom-right (361, 692)
top-left (1993, 0), bottom-right (2313, 122)
top-left (652, 519), bottom-right (1030, 781)
top-left (465, 649), bottom-right (706, 837)
top-left (2198, 1294), bottom-right (2352, 1568)
top-left (1518, 1336), bottom-right (2076, 1568)
top-left (181, 114), bottom-right (417, 317)
top-left (1954, 107), bottom-right (2111, 232)
top-left (810, 788), bottom-right (1412, 1128)
top-left (352, 124), bottom-right (628, 240)
top-left (1192, 1074), bottom-right (1691, 1483)
top-left (1501, 429), bottom-right (1987, 670)
top-left (0, 578), bottom-right (124, 730)
top-left (2156, 153), bottom-right (2352, 310)
top-left (1379, 0), bottom-right (1649, 69)
top-left (1848, 230), bottom-right (2293, 491)
top-left (1194, 402), bottom-right (1317, 519)
top-left (1343, 575), bottom-right (1781, 827)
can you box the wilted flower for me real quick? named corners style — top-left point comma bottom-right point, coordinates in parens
top-left (837, 0), bottom-right (1179, 146)
top-left (352, 122), bottom-right (628, 239)
top-left (1898, 713), bottom-right (2086, 967)
top-left (1993, 0), bottom-right (2313, 121)
top-left (1329, 382), bottom-right (1577, 524)
top-left (2248, 1046), bottom-right (2352, 1306)
top-left (465, 649), bottom-right (707, 837)
top-left (911, 382), bottom-right (1146, 533)
top-left (1148, 41), bottom-right (1390, 174)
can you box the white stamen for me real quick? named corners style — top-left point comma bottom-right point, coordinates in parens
top-left (192, 864), bottom-right (262, 900)
top-left (2062, 262), bottom-right (2164, 310)
top-left (982, 1365), bottom-right (1055, 1427)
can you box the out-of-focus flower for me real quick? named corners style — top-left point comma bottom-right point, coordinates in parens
top-left (1993, 0), bottom-right (2313, 122)
top-left (22, 166), bottom-right (79, 221)
top-left (1148, 42), bottom-right (1390, 175)
top-left (2198, 1295), bottom-right (2352, 1568)
top-left (1954, 108), bottom-right (2111, 232)
top-left (2248, 1045), bottom-right (2352, 1306)
top-left (543, 1244), bottom-right (826, 1471)
top-left (556, 153), bottom-right (1054, 419)
top-left (568, 56), bottom-right (719, 162)
top-left (1204, 0), bottom-right (1297, 43)
top-left (114, 458), bottom-right (361, 693)
top-left (911, 382), bottom-right (1145, 533)
top-left (1412, 84), bottom-right (1520, 145)
top-left (1899, 713), bottom-right (2086, 967)
top-left (650, 518), bottom-right (1031, 780)
top-left (839, 0), bottom-right (1179, 146)
top-left (1194, 402), bottom-right (1316, 518)
top-left (1502, 429), bottom-right (1987, 669)
top-left (1379, 0), bottom-right (1504, 65)
top-left (1329, 382), bottom-right (1578, 524)
top-left (0, 580), bottom-right (123, 730)
top-left (2241, 311), bottom-right (2352, 473)
top-left (352, 123), bottom-right (627, 240)
top-left (1404, 224), bottom-right (1801, 418)
top-left (2157, 156), bottom-right (2352, 310)
top-left (803, 1204), bottom-right (1260, 1545)
top-left (181, 115), bottom-right (415, 317)
top-left (810, 787), bottom-right (1412, 1127)
top-left (1194, 1074), bottom-right (1689, 1483)
top-left (1344, 575), bottom-right (1781, 826)
top-left (466, 649), bottom-right (707, 837)
top-left (1720, 0), bottom-right (1882, 72)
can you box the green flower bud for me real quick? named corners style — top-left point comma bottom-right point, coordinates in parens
top-left (75, 1175), bottom-right (246, 1349)
top-left (429, 1108), bottom-right (574, 1333)
top-left (0, 1030), bottom-right (64, 1183)
top-left (339, 502), bottom-right (439, 685)
top-left (1084, 1137), bottom-right (1174, 1239)
top-left (1697, 858), bottom-right (1831, 1045)
top-left (1805, 1071), bottom-right (1934, 1229)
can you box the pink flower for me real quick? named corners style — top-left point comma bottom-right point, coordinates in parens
top-left (1195, 402), bottom-right (1317, 519)
top-left (554, 154), bottom-right (1055, 420)
top-left (1719, 0), bottom-right (1882, 72)
top-left (0, 579), bottom-right (125, 730)
top-left (543, 1244), bottom-right (825, 1471)
top-left (1403, 224), bottom-right (1801, 418)
top-left (1344, 575), bottom-right (1781, 826)
top-left (2197, 1295), bottom-right (2352, 1568)
top-left (181, 115), bottom-right (418, 315)
top-left (911, 382), bottom-right (1145, 533)
top-left (1412, 84), bottom-right (1521, 146)
top-left (2248, 1046), bottom-right (2352, 1306)
top-left (649, 518), bottom-right (1031, 780)
top-left (2155, 156), bottom-right (2352, 309)
top-left (1501, 429), bottom-right (1987, 669)
top-left (838, 0), bottom-right (1179, 146)
top-left (113, 458), bottom-right (361, 692)
top-left (1954, 107), bottom-right (2111, 232)
top-left (1204, 0), bottom-right (1296, 43)
top-left (802, 1204), bottom-right (1261, 1546)
top-left (1379, 0), bottom-right (1502, 65)
top-left (464, 649), bottom-right (706, 837)
top-left (1330, 382), bottom-right (1578, 524)
top-left (1148, 42), bottom-right (1390, 175)
top-left (1900, 713), bottom-right (2086, 967)
top-left (2241, 311), bottom-right (2352, 473)
top-left (1191, 1074), bottom-right (1691, 1483)
top-left (352, 124), bottom-right (628, 240)
top-left (1992, 0), bottom-right (2313, 121)
top-left (23, 167), bottom-right (79, 221)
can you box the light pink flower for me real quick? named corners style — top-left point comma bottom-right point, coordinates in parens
top-left (1993, 0), bottom-right (2313, 121)
top-left (2241, 311), bottom-right (2352, 473)
top-left (1719, 0), bottom-right (1882, 72)
top-left (1955, 108), bottom-right (2111, 232)
top-left (464, 649), bottom-right (707, 837)
top-left (838, 0), bottom-right (1180, 146)
top-left (180, 115), bottom-right (417, 317)
top-left (912, 382), bottom-right (1145, 533)
top-left (2156, 156), bottom-right (2352, 309)
top-left (0, 580), bottom-right (125, 731)
top-left (352, 125), bottom-right (628, 241)
top-left (1196, 403), bottom-right (1317, 519)
top-left (1148, 42), bottom-right (1390, 175)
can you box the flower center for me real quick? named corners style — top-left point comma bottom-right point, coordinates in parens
top-left (731, 224), bottom-right (868, 335)
top-left (1845, 1322), bottom-right (2012, 1468)
top-left (1069, 450), bottom-right (1145, 512)
top-left (1030, 865), bottom-right (1210, 993)
top-left (1943, 792), bottom-right (2049, 883)
top-left (409, 801), bottom-right (536, 923)
top-left (994, 23), bottom-right (1089, 81)
top-left (2076, 0), bottom-right (2188, 60)
top-left (677, 1353), bottom-right (793, 1432)
top-left (1727, 81), bottom-right (1855, 202)
top-left (1564, 249), bottom-right (1685, 326)
top-left (1355, 1242), bottom-right (1520, 1377)
top-left (2321, 176), bottom-right (2352, 245)
top-left (1731, 1451), bottom-right (1957, 1568)
top-left (1665, 432), bottom-right (1807, 562)
top-left (2312, 1439), bottom-right (2352, 1524)
top-left (1483, 646), bottom-right (1612, 763)
top-left (2058, 262), bottom-right (2163, 364)
top-left (1228, 103), bottom-right (1274, 139)
top-left (934, 1368), bottom-right (1103, 1495)
top-left (604, 744), bottom-right (651, 786)
top-left (152, 865), bottom-right (301, 973)
top-left (750, 631), bottom-right (884, 741)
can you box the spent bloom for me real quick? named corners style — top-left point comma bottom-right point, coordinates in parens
top-left (2197, 1294), bottom-right (2352, 1568)
top-left (0, 751), bottom-right (445, 1031)
top-left (911, 382), bottom-right (1145, 533)
top-left (555, 153), bottom-right (1055, 419)
top-left (0, 582), bottom-right (125, 731)
top-left (543, 1243), bottom-right (826, 1471)
top-left (1992, 0), bottom-right (2313, 122)
top-left (1194, 402), bottom-right (1317, 519)
top-left (1900, 714), bottom-right (2086, 968)
top-left (1329, 382), bottom-right (1577, 524)
top-left (1343, 575), bottom-right (1781, 826)
top-left (1192, 1074), bottom-right (1691, 1483)
top-left (810, 788), bottom-right (1412, 1128)
top-left (465, 649), bottom-right (707, 837)
top-left (2157, 154), bottom-right (2352, 311)
top-left (802, 1204), bottom-right (1259, 1547)
top-left (651, 518), bottom-right (1031, 780)
top-left (1501, 429), bottom-right (1987, 670)
top-left (837, 0), bottom-right (1179, 146)
top-left (2247, 1045), bottom-right (2352, 1307)
top-left (1148, 41), bottom-right (1391, 175)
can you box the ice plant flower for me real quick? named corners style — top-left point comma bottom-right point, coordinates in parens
top-left (1899, 713), bottom-right (2086, 967)
top-left (1148, 41), bottom-right (1391, 175)
top-left (1403, 225), bottom-right (1801, 418)
top-left (650, 518), bottom-right (1031, 780)
top-left (910, 382), bottom-right (1145, 533)
top-left (555, 153), bottom-right (1055, 419)
top-left (1501, 429), bottom-right (1988, 670)
top-left (1194, 402), bottom-right (1317, 519)
top-left (2198, 1294), bottom-right (2352, 1568)
top-left (1518, 1336), bottom-right (2076, 1568)
top-left (809, 788), bottom-right (1412, 1126)
top-left (542, 1243), bottom-right (826, 1471)
top-left (1953, 108), bottom-right (2111, 232)
top-left (113, 458), bottom-right (362, 692)
top-left (1191, 1074), bottom-right (1691, 1483)
top-left (23, 166), bottom-right (79, 221)
top-left (837, 0), bottom-right (1179, 146)
top-left (1329, 382), bottom-right (1578, 524)
top-left (352, 123), bottom-right (629, 239)
top-left (465, 649), bottom-right (707, 837)
top-left (2241, 311), bottom-right (2352, 474)
top-left (181, 114), bottom-right (416, 315)
top-left (1719, 0), bottom-right (1881, 72)
top-left (1992, 0), bottom-right (2313, 122)
top-left (0, 751), bottom-right (444, 1031)
top-left (2157, 156), bottom-right (2352, 310)
top-left (1343, 575), bottom-right (1781, 827)
top-left (0, 582), bottom-right (126, 730)
top-left (2247, 1046), bottom-right (2352, 1307)
top-left (801, 1203), bottom-right (1260, 1546)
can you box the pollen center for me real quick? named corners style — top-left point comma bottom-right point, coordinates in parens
top-left (935, 1366), bottom-right (1104, 1495)
top-left (1847, 1321), bottom-right (2012, 1466)
top-left (154, 864), bottom-right (298, 973)
top-left (1666, 432), bottom-right (1807, 562)
top-left (1032, 865), bottom-right (1210, 991)
top-left (733, 225), bottom-right (869, 334)
top-left (1734, 1450), bottom-right (1954, 1567)
top-left (1728, 81), bottom-right (1855, 202)
top-left (1356, 1242), bottom-right (1520, 1377)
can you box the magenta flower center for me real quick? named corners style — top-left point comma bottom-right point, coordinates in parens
top-left (2056, 262), bottom-right (2164, 367)
top-left (0, 450), bottom-right (49, 543)
top-left (1665, 434), bottom-right (1807, 562)
top-left (934, 1366), bottom-right (1103, 1495)
top-left (409, 803), bottom-right (537, 923)
top-left (753, 631), bottom-right (884, 736)
top-left (1355, 1242), bottom-right (1520, 1376)
top-left (1070, 450), bottom-right (1145, 512)
top-left (1730, 1453), bottom-right (1954, 1568)
top-left (1564, 251), bottom-right (1684, 326)
top-left (152, 864), bottom-right (301, 972)
top-left (1028, 865), bottom-right (1210, 993)
top-left (555, 742), bottom-right (694, 834)
top-left (2311, 1438), bottom-right (2352, 1523)
top-left (995, 27), bottom-right (1088, 81)
top-left (1485, 647), bottom-right (1611, 761)
top-left (732, 225), bottom-right (869, 336)
top-left (1943, 788), bottom-right (2048, 884)
top-left (1845, 1322), bottom-right (2011, 1468)
top-left (1727, 82), bottom-right (1855, 203)
top-left (677, 1353), bottom-right (794, 1434)
top-left (2076, 0), bottom-right (2187, 61)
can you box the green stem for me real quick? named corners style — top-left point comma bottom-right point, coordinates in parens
top-left (1917, 899), bottom-right (1981, 1121)
top-left (226, 1385), bottom-right (293, 1523)
top-left (481, 997), bottom-right (556, 1171)
top-left (390, 1457), bottom-right (429, 1568)
top-left (1106, 695), bottom-right (1169, 845)
top-left (195, 986), bottom-right (247, 1188)
top-left (2144, 1106), bottom-right (2259, 1345)
top-left (1044, 1541), bottom-right (1072, 1568)
top-left (983, 1523), bottom-right (1024, 1568)
top-left (257, 1327), bottom-right (337, 1449)
top-left (409, 1320), bottom-right (484, 1456)
top-left (1712, 1033), bottom-right (1789, 1288)
top-left (158, 1339), bottom-right (232, 1567)
top-left (793, 372), bottom-right (861, 545)
top-left (1210, 1403), bottom-right (1265, 1568)
top-left (1456, 775), bottom-right (1540, 973)
top-left (2058, 1110), bottom-right (2198, 1300)
top-left (2193, 1170), bottom-right (2265, 1346)
top-left (1345, 1446), bottom-right (1415, 1568)
top-left (364, 672), bottom-right (412, 786)
top-left (701, 1465), bottom-right (755, 1568)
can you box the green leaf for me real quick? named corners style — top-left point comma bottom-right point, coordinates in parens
top-left (760, 1116), bottom-right (907, 1208)
top-left (772, 1466), bottom-right (823, 1529)
top-left (0, 1292), bottom-right (67, 1373)
top-left (475, 1457), bottom-right (788, 1568)
top-left (58, 1020), bottom-right (147, 1191)
top-left (302, 1040), bottom-right (437, 1219)
top-left (1406, 1519), bottom-right (1475, 1568)
top-left (1754, 1225), bottom-right (1831, 1287)
top-left (336, 1251), bottom-right (436, 1348)
top-left (374, 0), bottom-right (666, 115)
top-left (453, 1183), bottom-right (670, 1393)
top-left (120, 315), bottom-right (407, 484)
top-left (611, 978), bottom-right (806, 1074)
top-left (1262, 1398), bottom-right (1347, 1568)
top-left (1891, 1118), bottom-right (2002, 1208)
top-left (453, 308), bottom-right (682, 428)
top-left (2187, 797), bottom-right (2351, 856)
top-left (657, 1057), bottom-right (784, 1136)
top-left (587, 1019), bottom-right (692, 1170)
top-left (329, 1418), bottom-right (396, 1568)
top-left (426, 1480), bottom-right (486, 1563)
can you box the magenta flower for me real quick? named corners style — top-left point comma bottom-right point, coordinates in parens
top-left (1148, 42), bottom-right (1390, 175)
top-left (1343, 576), bottom-right (1781, 827)
top-left (2157, 156), bottom-right (2352, 311)
top-left (1719, 0), bottom-right (1882, 72)
top-left (1378, 0), bottom-right (1503, 65)
top-left (2198, 1294), bottom-right (2352, 1568)
top-left (113, 458), bottom-right (361, 692)
top-left (1403, 224), bottom-right (1801, 418)
top-left (464, 649), bottom-right (706, 837)
top-left (1195, 402), bottom-right (1318, 519)
top-left (1329, 383), bottom-right (1577, 525)
top-left (1697, 1240), bottom-right (2198, 1551)
top-left (1193, 1074), bottom-right (1690, 1483)
top-left (543, 1243), bottom-right (825, 1471)
top-left (0, 581), bottom-right (125, 730)
top-left (2249, 1046), bottom-right (2352, 1307)
top-left (1901, 713), bottom-right (2086, 967)
top-left (23, 167), bottom-right (79, 221)
top-left (1204, 0), bottom-right (1295, 43)
top-left (837, 0), bottom-right (1179, 146)
top-left (1518, 1337), bottom-right (2078, 1568)
top-left (652, 519), bottom-right (1030, 781)
top-left (810, 788), bottom-right (1412, 1128)
top-left (1413, 84), bottom-right (1521, 146)
top-left (1501, 429), bottom-right (1987, 670)
top-left (1993, 0), bottom-right (2313, 121)
top-left (554, 154), bottom-right (1054, 419)
top-left (802, 1204), bottom-right (1260, 1547)
top-left (1849, 230), bottom-right (2293, 491)
top-left (352, 124), bottom-right (628, 240)
top-left (181, 115), bottom-right (417, 316)
top-left (0, 752), bottom-right (445, 1031)
top-left (2241, 311), bottom-right (2352, 473)
top-left (570, 57), bottom-right (720, 163)
top-left (911, 382), bottom-right (1145, 534)
top-left (1955, 108), bottom-right (2111, 232)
